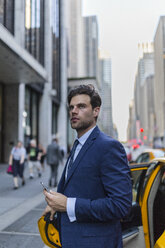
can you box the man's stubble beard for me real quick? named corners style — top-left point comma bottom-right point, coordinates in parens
top-left (71, 119), bottom-right (94, 132)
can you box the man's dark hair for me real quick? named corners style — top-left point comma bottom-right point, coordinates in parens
top-left (68, 84), bottom-right (102, 109)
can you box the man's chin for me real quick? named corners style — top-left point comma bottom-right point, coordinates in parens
top-left (71, 123), bottom-right (78, 129)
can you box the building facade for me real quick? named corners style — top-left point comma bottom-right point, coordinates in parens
top-left (154, 16), bottom-right (165, 147)
top-left (0, 0), bottom-right (67, 162)
top-left (129, 52), bottom-right (155, 144)
top-left (143, 75), bottom-right (155, 145)
top-left (127, 100), bottom-right (136, 141)
top-left (129, 17), bottom-right (165, 147)
top-left (98, 56), bottom-right (113, 137)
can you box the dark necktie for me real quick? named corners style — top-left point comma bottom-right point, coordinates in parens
top-left (67, 139), bottom-right (79, 172)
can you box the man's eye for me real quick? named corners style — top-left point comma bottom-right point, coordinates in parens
top-left (79, 105), bottom-right (85, 109)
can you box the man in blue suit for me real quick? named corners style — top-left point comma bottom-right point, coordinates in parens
top-left (43, 84), bottom-right (132, 248)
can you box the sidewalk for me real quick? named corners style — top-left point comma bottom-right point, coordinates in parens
top-left (0, 162), bottom-right (64, 248)
top-left (0, 162), bottom-right (50, 216)
top-left (0, 162), bottom-right (64, 215)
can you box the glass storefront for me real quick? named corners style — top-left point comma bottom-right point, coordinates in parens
top-left (0, 0), bottom-right (15, 34)
top-left (31, 92), bottom-right (38, 140)
top-left (24, 86), bottom-right (39, 148)
top-left (51, 0), bottom-right (60, 100)
top-left (25, 0), bottom-right (44, 65)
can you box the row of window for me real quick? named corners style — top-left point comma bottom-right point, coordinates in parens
top-left (0, 0), bottom-right (61, 157)
top-left (25, 0), bottom-right (60, 98)
top-left (25, 0), bottom-right (45, 65)
top-left (0, 0), bottom-right (60, 99)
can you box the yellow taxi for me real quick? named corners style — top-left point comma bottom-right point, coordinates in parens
top-left (122, 158), bottom-right (165, 248)
top-left (131, 149), bottom-right (164, 163)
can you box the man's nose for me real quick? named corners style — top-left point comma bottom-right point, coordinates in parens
top-left (71, 106), bottom-right (78, 113)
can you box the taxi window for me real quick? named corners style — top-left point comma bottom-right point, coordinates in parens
top-left (141, 153), bottom-right (150, 162)
top-left (140, 161), bottom-right (159, 200)
top-left (131, 169), bottom-right (147, 202)
top-left (136, 153), bottom-right (149, 163)
top-left (136, 154), bottom-right (143, 163)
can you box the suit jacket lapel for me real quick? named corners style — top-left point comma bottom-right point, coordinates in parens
top-left (64, 126), bottom-right (100, 189)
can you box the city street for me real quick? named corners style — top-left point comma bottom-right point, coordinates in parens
top-left (0, 162), bottom-right (64, 248)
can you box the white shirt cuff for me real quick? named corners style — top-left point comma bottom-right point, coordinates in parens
top-left (67, 197), bottom-right (76, 222)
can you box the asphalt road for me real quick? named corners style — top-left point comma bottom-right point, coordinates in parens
top-left (0, 161), bottom-right (64, 248)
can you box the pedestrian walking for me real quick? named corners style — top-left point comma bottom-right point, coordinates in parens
top-left (8, 141), bottom-right (26, 189)
top-left (27, 139), bottom-right (42, 179)
top-left (46, 136), bottom-right (63, 187)
top-left (43, 84), bottom-right (132, 248)
top-left (38, 143), bottom-right (46, 171)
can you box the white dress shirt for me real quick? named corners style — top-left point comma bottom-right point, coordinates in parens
top-left (66, 126), bottom-right (96, 222)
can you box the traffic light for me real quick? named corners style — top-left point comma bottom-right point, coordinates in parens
top-left (140, 128), bottom-right (144, 133)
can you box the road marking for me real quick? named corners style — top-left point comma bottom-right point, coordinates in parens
top-left (0, 192), bottom-right (44, 231)
top-left (0, 230), bottom-right (40, 236)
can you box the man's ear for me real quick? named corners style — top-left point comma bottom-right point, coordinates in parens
top-left (93, 107), bottom-right (100, 117)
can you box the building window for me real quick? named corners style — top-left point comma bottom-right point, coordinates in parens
top-left (0, 0), bottom-right (14, 34)
top-left (52, 102), bottom-right (58, 135)
top-left (0, 0), bottom-right (4, 25)
top-left (25, 0), bottom-right (44, 66)
top-left (51, 0), bottom-right (60, 100)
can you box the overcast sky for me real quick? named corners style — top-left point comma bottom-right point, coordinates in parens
top-left (82, 0), bottom-right (165, 141)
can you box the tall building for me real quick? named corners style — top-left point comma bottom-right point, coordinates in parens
top-left (133, 52), bottom-right (154, 143)
top-left (66, 0), bottom-right (101, 145)
top-left (127, 100), bottom-right (136, 141)
top-left (143, 75), bottom-right (155, 145)
top-left (67, 0), bottom-right (85, 78)
top-left (67, 2), bottom-right (99, 81)
top-left (0, 0), bottom-right (68, 162)
top-left (154, 16), bottom-right (165, 147)
top-left (83, 16), bottom-right (99, 79)
top-left (99, 53), bottom-right (113, 137)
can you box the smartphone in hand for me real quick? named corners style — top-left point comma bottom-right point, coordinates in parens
top-left (40, 181), bottom-right (49, 192)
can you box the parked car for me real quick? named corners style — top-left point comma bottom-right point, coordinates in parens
top-left (130, 149), bottom-right (164, 164)
top-left (122, 144), bottom-right (132, 162)
top-left (122, 158), bottom-right (165, 248)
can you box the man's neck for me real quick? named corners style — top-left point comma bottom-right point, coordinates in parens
top-left (77, 124), bottom-right (96, 138)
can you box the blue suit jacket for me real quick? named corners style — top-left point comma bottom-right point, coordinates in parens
top-left (57, 126), bottom-right (132, 248)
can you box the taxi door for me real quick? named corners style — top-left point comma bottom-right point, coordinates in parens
top-left (141, 160), bottom-right (165, 248)
top-left (122, 163), bottom-right (149, 248)
top-left (122, 160), bottom-right (165, 248)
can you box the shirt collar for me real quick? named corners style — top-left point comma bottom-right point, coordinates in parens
top-left (77, 126), bottom-right (96, 146)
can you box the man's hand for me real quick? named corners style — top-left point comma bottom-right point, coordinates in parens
top-left (42, 205), bottom-right (55, 221)
top-left (44, 190), bottom-right (67, 213)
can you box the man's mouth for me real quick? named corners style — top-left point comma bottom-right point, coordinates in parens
top-left (71, 117), bottom-right (79, 122)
